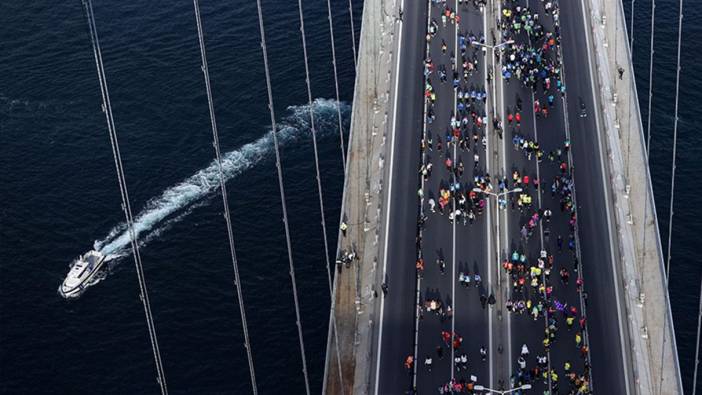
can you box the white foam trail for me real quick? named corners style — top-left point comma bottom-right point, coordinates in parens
top-left (94, 224), bottom-right (123, 251)
top-left (95, 99), bottom-right (347, 257)
top-left (140, 200), bottom-right (207, 247)
top-left (102, 201), bottom-right (206, 268)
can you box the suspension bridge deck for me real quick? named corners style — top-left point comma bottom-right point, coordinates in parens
top-left (324, 0), bottom-right (683, 394)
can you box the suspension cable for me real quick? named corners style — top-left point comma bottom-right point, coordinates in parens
top-left (297, 0), bottom-right (345, 392)
top-left (348, 0), bottom-right (358, 70)
top-left (81, 1), bottom-right (168, 393)
top-left (628, 0), bottom-right (648, 185)
top-left (658, 0), bottom-right (683, 390)
top-left (644, 0), bottom-right (655, 155)
top-left (639, 0), bottom-right (656, 301)
top-left (657, 1), bottom-right (683, 392)
top-left (665, 0), bottom-right (683, 281)
top-left (693, 276), bottom-right (702, 395)
top-left (255, 2), bottom-right (311, 393)
top-left (630, 0), bottom-right (635, 50)
top-left (191, 1), bottom-right (259, 393)
top-left (327, 0), bottom-right (348, 169)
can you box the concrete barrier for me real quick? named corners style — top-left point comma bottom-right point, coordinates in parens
top-left (323, 0), bottom-right (399, 393)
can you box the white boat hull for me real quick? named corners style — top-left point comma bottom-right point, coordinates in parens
top-left (59, 250), bottom-right (106, 298)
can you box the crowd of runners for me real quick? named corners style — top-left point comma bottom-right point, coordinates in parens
top-left (499, 1), bottom-right (591, 393)
top-left (404, 0), bottom-right (592, 393)
top-left (413, 2), bottom-right (493, 391)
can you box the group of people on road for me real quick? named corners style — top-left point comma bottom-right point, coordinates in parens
top-left (500, 0), bottom-right (566, 102)
top-left (421, 4), bottom-right (492, 234)
top-left (413, 1), bottom-right (500, 393)
top-left (403, 0), bottom-right (594, 394)
top-left (498, 0), bottom-right (592, 393)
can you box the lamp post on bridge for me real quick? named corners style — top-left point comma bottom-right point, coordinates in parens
top-left (472, 187), bottom-right (523, 207)
top-left (474, 383), bottom-right (532, 394)
top-left (471, 40), bottom-right (514, 54)
top-left (471, 40), bottom-right (514, 132)
top-left (472, 187), bottom-right (522, 288)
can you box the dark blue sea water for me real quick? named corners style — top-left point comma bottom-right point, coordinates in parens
top-left (1, 1), bottom-right (358, 393)
top-left (625, 0), bottom-right (702, 392)
top-left (0, 0), bottom-right (699, 393)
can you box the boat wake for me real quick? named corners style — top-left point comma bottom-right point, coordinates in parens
top-left (65, 99), bottom-right (348, 296)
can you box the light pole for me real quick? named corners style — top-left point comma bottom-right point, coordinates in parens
top-left (471, 40), bottom-right (515, 52)
top-left (474, 383), bottom-right (532, 394)
top-left (472, 187), bottom-right (523, 208)
top-left (471, 40), bottom-right (514, 129)
top-left (472, 187), bottom-right (522, 287)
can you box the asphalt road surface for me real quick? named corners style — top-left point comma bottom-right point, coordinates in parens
top-left (372, 0), bottom-right (428, 393)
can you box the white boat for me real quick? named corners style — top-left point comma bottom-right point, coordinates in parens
top-left (59, 250), bottom-right (106, 298)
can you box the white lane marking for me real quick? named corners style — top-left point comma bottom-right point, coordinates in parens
top-left (481, 4), bottom-right (494, 389)
top-left (496, 0), bottom-right (513, 382)
top-left (528, 90), bottom-right (545, 247)
top-left (451, 0), bottom-right (458, 382)
top-left (528, 74), bottom-right (553, 394)
top-left (412, 0), bottom-right (433, 388)
top-left (492, 1), bottom-right (512, 384)
top-left (578, 0), bottom-right (632, 392)
top-left (374, 0), bottom-right (405, 392)
top-left (555, 12), bottom-right (596, 391)
top-left (524, 0), bottom-right (552, 390)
